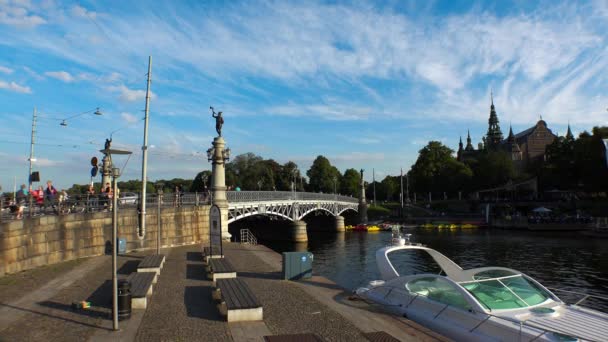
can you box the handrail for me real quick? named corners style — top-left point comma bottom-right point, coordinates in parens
top-left (546, 287), bottom-right (608, 306)
top-left (226, 191), bottom-right (358, 203)
top-left (240, 228), bottom-right (257, 245)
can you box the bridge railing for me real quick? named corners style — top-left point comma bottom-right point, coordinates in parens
top-left (226, 191), bottom-right (358, 203)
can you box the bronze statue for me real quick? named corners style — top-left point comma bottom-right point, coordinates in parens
top-left (210, 106), bottom-right (224, 137)
top-left (104, 138), bottom-right (112, 150)
top-left (360, 169), bottom-right (364, 184)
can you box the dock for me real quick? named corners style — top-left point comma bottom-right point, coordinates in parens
top-left (0, 242), bottom-right (447, 341)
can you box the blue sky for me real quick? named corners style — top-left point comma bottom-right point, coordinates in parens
top-left (1, 0), bottom-right (607, 191)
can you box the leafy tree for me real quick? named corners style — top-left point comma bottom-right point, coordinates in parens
top-left (340, 168), bottom-right (360, 197)
top-left (472, 151), bottom-right (514, 189)
top-left (306, 155), bottom-right (341, 193)
top-left (410, 141), bottom-right (462, 194)
top-left (191, 170), bottom-right (212, 192)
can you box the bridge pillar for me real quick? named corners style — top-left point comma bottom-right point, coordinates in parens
top-left (334, 215), bottom-right (345, 232)
top-left (210, 136), bottom-right (231, 241)
top-left (289, 220), bottom-right (308, 243)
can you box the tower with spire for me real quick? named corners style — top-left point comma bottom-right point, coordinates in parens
top-left (486, 91), bottom-right (504, 149)
top-left (565, 123), bottom-right (574, 141)
top-left (465, 130), bottom-right (474, 151)
top-left (506, 125), bottom-right (522, 161)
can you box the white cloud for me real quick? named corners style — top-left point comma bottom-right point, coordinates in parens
top-left (22, 66), bottom-right (43, 80)
top-left (0, 79), bottom-right (31, 93)
top-left (107, 84), bottom-right (156, 102)
top-left (0, 1), bottom-right (46, 27)
top-left (269, 101), bottom-right (372, 121)
top-left (121, 112), bottom-right (139, 123)
top-left (71, 5), bottom-right (97, 19)
top-left (0, 65), bottom-right (13, 74)
top-left (45, 70), bottom-right (74, 82)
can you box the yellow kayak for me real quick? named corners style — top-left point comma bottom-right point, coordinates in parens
top-left (367, 225), bottom-right (381, 231)
top-left (460, 223), bottom-right (477, 229)
top-left (421, 223), bottom-right (434, 229)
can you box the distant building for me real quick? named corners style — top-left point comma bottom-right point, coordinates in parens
top-left (457, 94), bottom-right (563, 170)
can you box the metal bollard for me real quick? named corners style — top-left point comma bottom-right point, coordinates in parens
top-left (117, 279), bottom-right (131, 320)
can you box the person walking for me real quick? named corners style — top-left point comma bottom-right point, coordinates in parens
top-left (14, 184), bottom-right (27, 219)
top-left (45, 180), bottom-right (58, 214)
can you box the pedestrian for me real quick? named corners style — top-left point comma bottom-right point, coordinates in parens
top-left (87, 184), bottom-right (98, 211)
top-left (14, 184), bottom-right (27, 219)
top-left (173, 185), bottom-right (181, 207)
top-left (45, 180), bottom-right (58, 213)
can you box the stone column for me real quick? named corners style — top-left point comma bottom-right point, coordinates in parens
top-left (289, 220), bottom-right (308, 242)
top-left (210, 136), bottom-right (231, 241)
top-left (101, 154), bottom-right (112, 189)
top-left (334, 215), bottom-right (345, 232)
top-left (359, 171), bottom-right (368, 224)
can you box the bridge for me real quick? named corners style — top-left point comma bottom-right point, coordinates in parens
top-left (226, 191), bottom-right (358, 223)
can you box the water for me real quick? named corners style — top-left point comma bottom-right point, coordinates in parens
top-left (263, 228), bottom-right (608, 311)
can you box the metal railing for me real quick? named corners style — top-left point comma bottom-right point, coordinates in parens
top-left (1, 190), bottom-right (358, 222)
top-left (240, 228), bottom-right (257, 245)
top-left (227, 191), bottom-right (358, 203)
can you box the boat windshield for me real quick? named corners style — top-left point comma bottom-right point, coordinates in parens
top-left (461, 274), bottom-right (551, 310)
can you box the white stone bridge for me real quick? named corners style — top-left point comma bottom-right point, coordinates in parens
top-left (225, 191), bottom-right (360, 242)
top-left (226, 191), bottom-right (358, 223)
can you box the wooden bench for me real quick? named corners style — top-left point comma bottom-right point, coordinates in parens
top-left (207, 258), bottom-right (237, 283)
top-left (126, 272), bottom-right (156, 309)
top-left (137, 254), bottom-right (165, 283)
top-left (213, 278), bottom-right (263, 322)
top-left (202, 246), bottom-right (223, 265)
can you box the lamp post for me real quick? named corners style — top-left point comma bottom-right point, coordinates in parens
top-left (156, 183), bottom-right (163, 255)
top-left (102, 146), bottom-right (132, 332)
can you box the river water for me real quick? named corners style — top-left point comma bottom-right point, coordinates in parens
top-left (263, 228), bottom-right (608, 312)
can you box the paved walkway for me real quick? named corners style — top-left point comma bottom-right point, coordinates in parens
top-left (0, 243), bottom-right (448, 342)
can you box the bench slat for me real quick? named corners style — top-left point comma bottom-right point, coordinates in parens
top-left (210, 259), bottom-right (235, 273)
top-left (203, 246), bottom-right (222, 256)
top-left (126, 272), bottom-right (155, 298)
top-left (217, 278), bottom-right (261, 309)
top-left (139, 255), bottom-right (165, 268)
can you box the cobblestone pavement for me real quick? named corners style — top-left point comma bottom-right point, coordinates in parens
top-left (0, 242), bottom-right (442, 342)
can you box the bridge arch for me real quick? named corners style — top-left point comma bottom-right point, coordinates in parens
top-left (298, 207), bottom-right (335, 220)
top-left (227, 210), bottom-right (293, 224)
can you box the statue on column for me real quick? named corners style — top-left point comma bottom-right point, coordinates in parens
top-left (360, 169), bottom-right (364, 185)
top-left (104, 137), bottom-right (112, 150)
top-left (210, 106), bottom-right (224, 137)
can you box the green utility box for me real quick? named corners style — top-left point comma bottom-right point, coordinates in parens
top-left (282, 252), bottom-right (314, 280)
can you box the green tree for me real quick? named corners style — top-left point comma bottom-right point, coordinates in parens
top-left (473, 151), bottom-right (515, 189)
top-left (306, 155), bottom-right (340, 193)
top-left (340, 168), bottom-right (360, 197)
top-left (409, 141), bottom-right (460, 194)
top-left (191, 170), bottom-right (212, 192)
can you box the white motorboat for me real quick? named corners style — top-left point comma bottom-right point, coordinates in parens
top-left (356, 236), bottom-right (608, 341)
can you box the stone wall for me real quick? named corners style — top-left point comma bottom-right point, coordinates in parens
top-left (0, 205), bottom-right (210, 276)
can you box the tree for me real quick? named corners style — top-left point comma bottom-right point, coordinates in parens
top-left (306, 155), bottom-right (341, 193)
top-left (191, 170), bottom-right (212, 192)
top-left (409, 141), bottom-right (463, 194)
top-left (340, 168), bottom-right (360, 197)
top-left (472, 151), bottom-right (514, 189)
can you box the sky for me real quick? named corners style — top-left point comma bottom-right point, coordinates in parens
top-left (1, 0), bottom-right (607, 191)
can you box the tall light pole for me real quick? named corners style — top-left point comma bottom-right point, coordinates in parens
top-left (372, 168), bottom-right (376, 206)
top-left (28, 108), bottom-right (37, 190)
top-left (139, 56), bottom-right (152, 240)
top-left (400, 168), bottom-right (404, 215)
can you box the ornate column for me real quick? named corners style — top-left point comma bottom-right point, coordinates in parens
top-left (208, 136), bottom-right (231, 241)
top-left (358, 169), bottom-right (368, 224)
top-left (101, 153), bottom-right (112, 189)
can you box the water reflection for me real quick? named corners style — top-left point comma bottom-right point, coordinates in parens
top-left (263, 228), bottom-right (608, 312)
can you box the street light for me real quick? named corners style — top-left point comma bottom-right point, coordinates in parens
top-left (101, 146), bottom-right (132, 332)
top-left (59, 107), bottom-right (103, 127)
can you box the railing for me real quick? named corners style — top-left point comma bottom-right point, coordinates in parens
top-left (0, 192), bottom-right (214, 222)
top-left (240, 228), bottom-right (257, 245)
top-left (0, 190), bottom-right (358, 222)
top-left (227, 191), bottom-right (358, 203)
